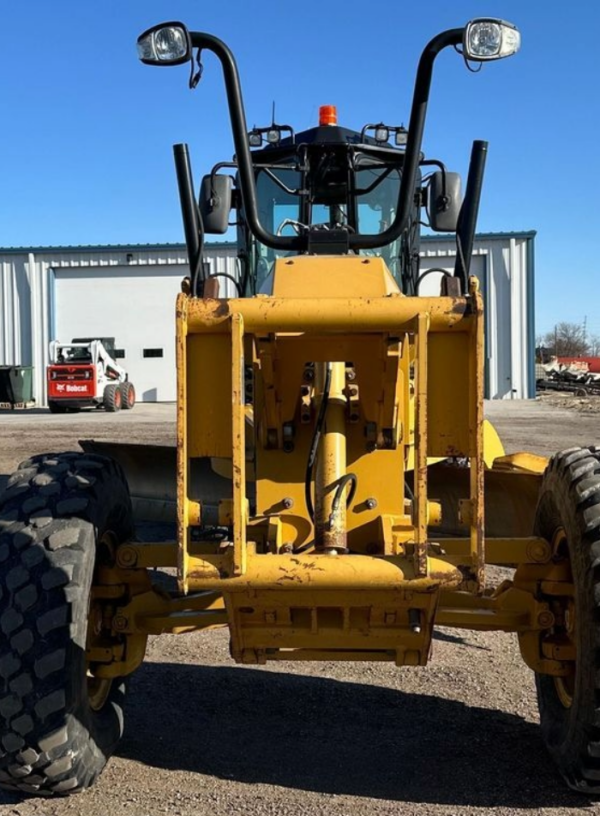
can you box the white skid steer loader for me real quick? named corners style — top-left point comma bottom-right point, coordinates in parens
top-left (47, 338), bottom-right (135, 413)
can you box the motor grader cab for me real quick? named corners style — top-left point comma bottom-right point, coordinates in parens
top-left (1, 17), bottom-right (599, 798)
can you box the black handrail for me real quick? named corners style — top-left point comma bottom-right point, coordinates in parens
top-left (173, 143), bottom-right (202, 277)
top-left (454, 140), bottom-right (488, 287)
top-left (189, 33), bottom-right (301, 251)
top-left (349, 28), bottom-right (463, 250)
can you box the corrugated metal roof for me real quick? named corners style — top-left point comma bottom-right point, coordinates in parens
top-left (0, 231), bottom-right (536, 254)
top-left (0, 242), bottom-right (232, 254)
top-left (0, 243), bottom-right (189, 253)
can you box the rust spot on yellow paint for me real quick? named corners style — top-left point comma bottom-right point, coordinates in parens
top-left (277, 573), bottom-right (303, 584)
top-left (214, 301), bottom-right (231, 318)
top-left (451, 299), bottom-right (467, 316)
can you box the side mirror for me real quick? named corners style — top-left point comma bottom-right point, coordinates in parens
top-left (199, 175), bottom-right (233, 234)
top-left (428, 171), bottom-right (462, 232)
top-left (137, 22), bottom-right (192, 65)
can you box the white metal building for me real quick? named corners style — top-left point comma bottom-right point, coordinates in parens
top-left (0, 232), bottom-right (535, 406)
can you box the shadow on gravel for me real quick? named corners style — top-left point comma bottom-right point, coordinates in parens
top-left (121, 662), bottom-right (589, 808)
top-left (0, 408), bottom-right (51, 416)
top-left (0, 408), bottom-right (94, 416)
top-left (0, 474), bottom-right (8, 495)
top-left (432, 629), bottom-right (490, 650)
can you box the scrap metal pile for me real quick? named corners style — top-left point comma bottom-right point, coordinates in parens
top-left (537, 359), bottom-right (600, 396)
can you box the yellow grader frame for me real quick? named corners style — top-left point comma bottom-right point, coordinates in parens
top-left (100, 260), bottom-right (565, 680)
top-left (1, 16), bottom-right (597, 799)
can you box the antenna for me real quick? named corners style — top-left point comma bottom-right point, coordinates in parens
top-left (271, 101), bottom-right (276, 126)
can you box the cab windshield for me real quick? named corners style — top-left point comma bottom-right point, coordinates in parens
top-left (247, 153), bottom-right (403, 293)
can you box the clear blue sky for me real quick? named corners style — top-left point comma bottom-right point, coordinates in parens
top-left (1, 2), bottom-right (598, 339)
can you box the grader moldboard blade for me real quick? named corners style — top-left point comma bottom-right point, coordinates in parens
top-left (79, 439), bottom-right (544, 542)
top-left (78, 439), bottom-right (239, 525)
top-left (2, 15), bottom-right (599, 802)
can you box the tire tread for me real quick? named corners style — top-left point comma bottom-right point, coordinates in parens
top-left (0, 453), bottom-right (133, 795)
top-left (536, 445), bottom-right (600, 791)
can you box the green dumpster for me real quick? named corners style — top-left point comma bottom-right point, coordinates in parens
top-left (0, 366), bottom-right (34, 404)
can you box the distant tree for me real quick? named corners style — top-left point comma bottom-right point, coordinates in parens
top-left (589, 335), bottom-right (600, 356)
top-left (542, 322), bottom-right (590, 358)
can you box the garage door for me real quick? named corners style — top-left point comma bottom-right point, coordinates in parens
top-left (53, 265), bottom-right (183, 402)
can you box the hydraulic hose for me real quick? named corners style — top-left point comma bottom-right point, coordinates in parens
top-left (328, 473), bottom-right (358, 530)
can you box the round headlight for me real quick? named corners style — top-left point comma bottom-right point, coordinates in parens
top-left (155, 27), bottom-right (188, 61)
top-left (137, 22), bottom-right (192, 66)
top-left (468, 21), bottom-right (501, 58)
top-left (464, 18), bottom-right (520, 61)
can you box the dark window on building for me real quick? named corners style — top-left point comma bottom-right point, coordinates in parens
top-left (113, 349), bottom-right (125, 359)
top-left (143, 348), bottom-right (164, 358)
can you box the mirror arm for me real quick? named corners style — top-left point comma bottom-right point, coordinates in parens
top-left (189, 32), bottom-right (300, 252)
top-left (348, 27), bottom-right (463, 251)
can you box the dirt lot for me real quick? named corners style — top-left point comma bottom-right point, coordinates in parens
top-left (0, 398), bottom-right (599, 816)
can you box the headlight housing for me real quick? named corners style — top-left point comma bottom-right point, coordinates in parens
top-left (464, 18), bottom-right (520, 61)
top-left (374, 126), bottom-right (390, 144)
top-left (137, 22), bottom-right (192, 65)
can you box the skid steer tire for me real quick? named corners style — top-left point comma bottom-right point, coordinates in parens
top-left (47, 401), bottom-right (67, 415)
top-left (534, 446), bottom-right (600, 792)
top-left (103, 383), bottom-right (122, 413)
top-left (0, 452), bottom-right (134, 796)
top-left (119, 382), bottom-right (136, 410)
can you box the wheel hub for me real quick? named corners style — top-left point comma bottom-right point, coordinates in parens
top-left (550, 528), bottom-right (576, 709)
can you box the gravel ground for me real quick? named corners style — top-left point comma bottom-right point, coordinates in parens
top-left (0, 398), bottom-right (599, 816)
top-left (538, 391), bottom-right (600, 415)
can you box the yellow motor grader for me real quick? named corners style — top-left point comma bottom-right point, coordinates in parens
top-left (1, 17), bottom-right (598, 797)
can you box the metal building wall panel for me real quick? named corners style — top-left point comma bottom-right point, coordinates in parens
top-left (0, 255), bottom-right (31, 369)
top-left (0, 237), bottom-right (533, 406)
top-left (418, 235), bottom-right (533, 399)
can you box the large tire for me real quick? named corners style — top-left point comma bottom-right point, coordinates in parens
top-left (103, 384), bottom-right (122, 413)
top-left (534, 446), bottom-right (600, 792)
top-left (0, 452), bottom-right (134, 795)
top-left (119, 382), bottom-right (135, 410)
top-left (47, 401), bottom-right (67, 415)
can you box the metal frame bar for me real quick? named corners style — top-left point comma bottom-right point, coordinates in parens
top-left (231, 312), bottom-right (247, 575)
top-left (117, 537), bottom-right (552, 573)
top-left (186, 296), bottom-right (470, 335)
top-left (176, 294), bottom-right (190, 592)
top-left (470, 280), bottom-right (485, 586)
top-left (415, 313), bottom-right (429, 574)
